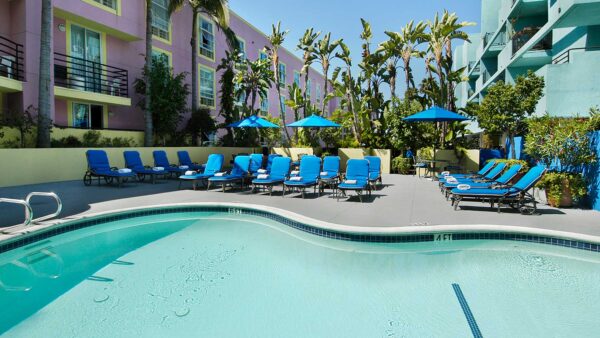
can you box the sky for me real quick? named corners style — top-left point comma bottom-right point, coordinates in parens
top-left (229, 0), bottom-right (482, 96)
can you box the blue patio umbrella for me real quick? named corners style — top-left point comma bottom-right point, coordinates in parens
top-left (287, 114), bottom-right (340, 128)
top-left (403, 106), bottom-right (469, 175)
top-left (228, 115), bottom-right (280, 128)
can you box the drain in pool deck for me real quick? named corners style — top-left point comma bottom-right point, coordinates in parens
top-left (452, 283), bottom-right (483, 338)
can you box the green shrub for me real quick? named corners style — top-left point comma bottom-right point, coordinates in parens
top-left (51, 136), bottom-right (83, 148)
top-left (391, 156), bottom-right (412, 174)
top-left (492, 159), bottom-right (529, 172)
top-left (537, 172), bottom-right (587, 203)
top-left (82, 130), bottom-right (103, 147)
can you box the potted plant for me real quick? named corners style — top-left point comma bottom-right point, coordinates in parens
top-left (525, 115), bottom-right (596, 207)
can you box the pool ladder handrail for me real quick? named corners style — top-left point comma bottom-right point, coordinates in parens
top-left (0, 192), bottom-right (62, 229)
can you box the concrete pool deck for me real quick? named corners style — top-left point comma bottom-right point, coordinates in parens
top-left (0, 174), bottom-right (598, 239)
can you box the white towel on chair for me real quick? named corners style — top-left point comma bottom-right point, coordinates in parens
top-left (457, 184), bottom-right (471, 190)
top-left (184, 170), bottom-right (196, 176)
top-left (320, 171), bottom-right (328, 176)
top-left (257, 169), bottom-right (267, 174)
top-left (257, 174), bottom-right (269, 179)
top-left (153, 167), bottom-right (164, 171)
top-left (214, 172), bottom-right (226, 177)
top-left (445, 176), bottom-right (458, 184)
top-left (344, 179), bottom-right (357, 184)
top-left (179, 165), bottom-right (189, 170)
top-left (289, 176), bottom-right (302, 181)
top-left (291, 170), bottom-right (300, 175)
top-left (118, 168), bottom-right (132, 174)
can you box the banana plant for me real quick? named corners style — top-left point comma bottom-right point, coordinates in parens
top-left (297, 28), bottom-right (320, 117)
top-left (266, 22), bottom-right (291, 142)
top-left (312, 32), bottom-right (342, 115)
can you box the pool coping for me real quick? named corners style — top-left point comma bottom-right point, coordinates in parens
top-left (2, 202), bottom-right (600, 253)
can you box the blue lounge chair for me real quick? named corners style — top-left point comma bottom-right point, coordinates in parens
top-left (248, 153), bottom-right (264, 178)
top-left (207, 155), bottom-right (250, 192)
top-left (123, 150), bottom-right (168, 184)
top-left (84, 150), bottom-right (136, 187)
top-left (450, 165), bottom-right (547, 214)
top-left (440, 162), bottom-right (507, 189)
top-left (443, 164), bottom-right (522, 199)
top-left (266, 154), bottom-right (282, 172)
top-left (364, 156), bottom-right (382, 188)
top-left (283, 155), bottom-right (321, 198)
top-left (178, 154), bottom-right (224, 190)
top-left (177, 151), bottom-right (204, 171)
top-left (153, 150), bottom-right (189, 178)
top-left (338, 159), bottom-right (370, 202)
top-left (252, 157), bottom-right (291, 195)
top-left (440, 159), bottom-right (498, 182)
top-left (318, 156), bottom-right (341, 195)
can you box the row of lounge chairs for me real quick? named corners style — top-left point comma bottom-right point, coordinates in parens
top-left (83, 150), bottom-right (383, 202)
top-left (437, 159), bottom-right (547, 214)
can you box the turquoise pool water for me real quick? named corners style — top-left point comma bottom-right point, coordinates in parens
top-left (1, 211), bottom-right (600, 337)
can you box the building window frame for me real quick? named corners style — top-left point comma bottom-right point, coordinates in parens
top-left (293, 71), bottom-right (301, 87)
top-left (199, 64), bottom-right (216, 109)
top-left (279, 95), bottom-right (286, 114)
top-left (151, 0), bottom-right (172, 45)
top-left (259, 49), bottom-right (268, 61)
top-left (68, 101), bottom-right (108, 129)
top-left (82, 0), bottom-right (120, 15)
top-left (236, 36), bottom-right (247, 60)
top-left (199, 16), bottom-right (215, 61)
top-left (278, 62), bottom-right (287, 87)
top-left (316, 83), bottom-right (322, 104)
top-left (151, 46), bottom-right (173, 67)
top-left (306, 79), bottom-right (312, 101)
top-left (260, 97), bottom-right (269, 116)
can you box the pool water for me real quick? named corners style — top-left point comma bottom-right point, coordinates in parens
top-left (1, 211), bottom-right (600, 337)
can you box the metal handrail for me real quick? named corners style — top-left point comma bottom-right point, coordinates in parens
top-left (26, 192), bottom-right (62, 224)
top-left (0, 192), bottom-right (62, 232)
top-left (553, 46), bottom-right (600, 64)
top-left (0, 198), bottom-right (33, 227)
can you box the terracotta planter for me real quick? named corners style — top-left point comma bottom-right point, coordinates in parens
top-left (545, 178), bottom-right (573, 208)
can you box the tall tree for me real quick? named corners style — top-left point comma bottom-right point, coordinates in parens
top-left (312, 32), bottom-right (341, 115)
top-left (234, 58), bottom-right (273, 115)
top-left (169, 0), bottom-right (233, 114)
top-left (297, 28), bottom-right (320, 118)
top-left (266, 22), bottom-right (291, 142)
top-left (335, 42), bottom-right (362, 144)
top-left (472, 72), bottom-right (544, 159)
top-left (381, 20), bottom-right (426, 96)
top-left (36, 0), bottom-right (52, 148)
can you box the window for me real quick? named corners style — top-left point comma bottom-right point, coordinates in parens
top-left (199, 18), bottom-right (215, 60)
top-left (72, 102), bottom-right (104, 129)
top-left (260, 97), bottom-right (269, 115)
top-left (199, 66), bottom-right (215, 108)
top-left (236, 38), bottom-right (246, 60)
top-left (278, 63), bottom-right (286, 86)
top-left (293, 71), bottom-right (301, 87)
top-left (280, 95), bottom-right (286, 113)
top-left (70, 24), bottom-right (103, 93)
top-left (316, 83), bottom-right (322, 104)
top-left (306, 79), bottom-right (312, 101)
top-left (88, 0), bottom-right (117, 11)
top-left (259, 50), bottom-right (268, 61)
top-left (151, 49), bottom-right (170, 66)
top-left (151, 0), bottom-right (170, 41)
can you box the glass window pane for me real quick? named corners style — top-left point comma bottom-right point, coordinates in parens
top-left (278, 64), bottom-right (286, 85)
top-left (200, 19), bottom-right (215, 59)
top-left (72, 103), bottom-right (90, 128)
top-left (152, 0), bottom-right (170, 40)
top-left (200, 68), bottom-right (215, 107)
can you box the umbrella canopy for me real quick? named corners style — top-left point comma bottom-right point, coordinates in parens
top-left (287, 114), bottom-right (340, 128)
top-left (227, 115), bottom-right (279, 128)
top-left (402, 106), bottom-right (468, 122)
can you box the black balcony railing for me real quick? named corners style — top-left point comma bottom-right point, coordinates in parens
top-left (0, 35), bottom-right (25, 81)
top-left (54, 52), bottom-right (128, 97)
top-left (483, 31), bottom-right (507, 49)
top-left (552, 46), bottom-right (600, 64)
top-left (512, 28), bottom-right (552, 56)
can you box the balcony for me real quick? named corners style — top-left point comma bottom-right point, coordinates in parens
top-left (468, 61), bottom-right (480, 78)
top-left (53, 52), bottom-right (131, 106)
top-left (0, 35), bottom-right (24, 93)
top-left (512, 27), bottom-right (553, 56)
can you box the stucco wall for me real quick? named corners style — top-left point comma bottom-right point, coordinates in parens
top-left (338, 148), bottom-right (391, 174)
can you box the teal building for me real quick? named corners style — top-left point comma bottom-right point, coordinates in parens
top-left (453, 0), bottom-right (600, 116)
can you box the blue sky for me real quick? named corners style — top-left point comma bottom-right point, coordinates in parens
top-left (229, 0), bottom-right (481, 95)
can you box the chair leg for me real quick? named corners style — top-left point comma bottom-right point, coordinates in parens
top-left (453, 197), bottom-right (462, 211)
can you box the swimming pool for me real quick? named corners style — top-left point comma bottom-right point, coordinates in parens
top-left (1, 207), bottom-right (600, 337)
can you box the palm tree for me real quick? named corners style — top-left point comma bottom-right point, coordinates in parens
top-left (234, 58), bottom-right (273, 115)
top-left (36, 0), bottom-right (52, 148)
top-left (266, 22), bottom-right (291, 142)
top-left (297, 28), bottom-right (320, 118)
top-left (382, 21), bottom-right (427, 96)
top-left (169, 0), bottom-right (233, 114)
top-left (426, 11), bottom-right (473, 109)
top-left (312, 32), bottom-right (341, 115)
top-left (335, 42), bottom-right (362, 144)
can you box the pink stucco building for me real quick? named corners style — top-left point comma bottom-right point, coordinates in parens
top-left (0, 0), bottom-right (335, 141)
